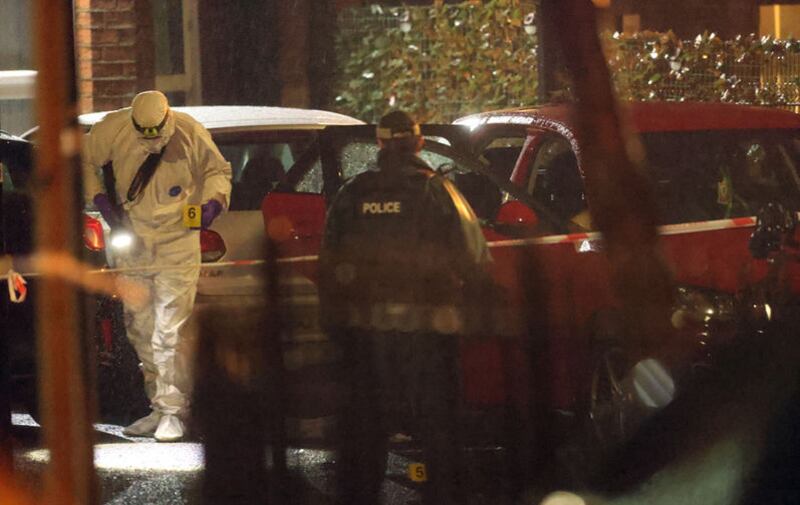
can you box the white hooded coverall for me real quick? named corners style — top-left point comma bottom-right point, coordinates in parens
top-left (83, 108), bottom-right (232, 417)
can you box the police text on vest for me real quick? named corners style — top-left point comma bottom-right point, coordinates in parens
top-left (361, 201), bottom-right (402, 214)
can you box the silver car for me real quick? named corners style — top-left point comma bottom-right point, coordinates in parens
top-left (79, 106), bottom-right (365, 305)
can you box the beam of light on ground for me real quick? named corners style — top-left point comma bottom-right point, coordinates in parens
top-left (21, 444), bottom-right (206, 473)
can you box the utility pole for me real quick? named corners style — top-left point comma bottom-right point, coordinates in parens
top-left (33, 1), bottom-right (97, 504)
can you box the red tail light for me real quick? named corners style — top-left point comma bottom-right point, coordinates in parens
top-left (83, 214), bottom-right (105, 251)
top-left (201, 229), bottom-right (226, 262)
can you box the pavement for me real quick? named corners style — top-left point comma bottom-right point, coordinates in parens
top-left (8, 411), bottom-right (519, 505)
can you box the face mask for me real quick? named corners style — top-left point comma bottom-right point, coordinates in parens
top-left (138, 136), bottom-right (165, 154)
top-left (132, 109), bottom-right (174, 154)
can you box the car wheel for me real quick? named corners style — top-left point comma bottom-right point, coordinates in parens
top-left (94, 300), bottom-right (149, 425)
top-left (96, 338), bottom-right (149, 425)
top-left (588, 346), bottom-right (632, 451)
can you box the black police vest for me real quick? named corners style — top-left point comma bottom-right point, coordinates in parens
top-left (319, 153), bottom-right (471, 332)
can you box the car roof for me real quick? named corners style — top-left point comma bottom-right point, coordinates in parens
top-left (455, 101), bottom-right (800, 134)
top-left (78, 105), bottom-right (365, 133)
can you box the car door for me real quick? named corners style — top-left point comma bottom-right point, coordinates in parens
top-left (262, 123), bottom-right (511, 276)
top-left (261, 123), bottom-right (503, 300)
top-left (0, 131), bottom-right (35, 266)
top-left (265, 122), bottom-right (544, 318)
top-left (506, 130), bottom-right (616, 410)
top-left (1, 132), bottom-right (37, 385)
top-left (196, 129), bottom-right (322, 298)
top-left (262, 124), bottom-right (540, 408)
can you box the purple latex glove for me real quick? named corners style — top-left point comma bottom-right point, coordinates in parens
top-left (201, 199), bottom-right (223, 229)
top-left (93, 193), bottom-right (118, 228)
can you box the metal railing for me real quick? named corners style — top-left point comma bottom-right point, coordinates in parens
top-left (614, 51), bottom-right (800, 112)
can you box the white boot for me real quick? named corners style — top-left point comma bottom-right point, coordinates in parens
top-left (122, 411), bottom-right (161, 437)
top-left (154, 414), bottom-right (185, 442)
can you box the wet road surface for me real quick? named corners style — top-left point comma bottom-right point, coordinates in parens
top-left (10, 412), bottom-right (516, 505)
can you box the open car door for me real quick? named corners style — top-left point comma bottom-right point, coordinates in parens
top-left (0, 131), bottom-right (34, 254)
top-left (262, 125), bottom-right (535, 409)
top-left (260, 123), bottom-right (490, 280)
top-left (1, 131), bottom-right (37, 410)
top-left (261, 124), bottom-right (536, 409)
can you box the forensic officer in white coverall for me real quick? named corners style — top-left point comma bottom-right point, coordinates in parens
top-left (83, 91), bottom-right (231, 441)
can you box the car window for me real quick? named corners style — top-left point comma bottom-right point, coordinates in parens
top-left (419, 149), bottom-right (461, 173)
top-left (217, 138), bottom-right (315, 210)
top-left (643, 130), bottom-right (800, 224)
top-left (338, 140), bottom-right (502, 222)
top-left (481, 136), bottom-right (526, 181)
top-left (296, 159), bottom-right (323, 194)
top-left (340, 142), bottom-right (379, 180)
top-left (0, 134), bottom-right (33, 190)
top-left (527, 136), bottom-right (590, 233)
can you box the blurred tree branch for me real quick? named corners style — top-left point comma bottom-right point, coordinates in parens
top-left (549, 0), bottom-right (674, 358)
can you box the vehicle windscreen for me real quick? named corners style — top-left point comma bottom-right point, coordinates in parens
top-left (644, 129), bottom-right (800, 224)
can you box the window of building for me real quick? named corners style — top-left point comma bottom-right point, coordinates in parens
top-left (153, 0), bottom-right (201, 105)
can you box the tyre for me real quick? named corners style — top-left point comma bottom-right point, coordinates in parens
top-left (94, 298), bottom-right (149, 425)
top-left (556, 345), bottom-right (635, 485)
top-left (587, 346), bottom-right (632, 451)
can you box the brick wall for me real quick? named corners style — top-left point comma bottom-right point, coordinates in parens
top-left (74, 0), bottom-right (154, 113)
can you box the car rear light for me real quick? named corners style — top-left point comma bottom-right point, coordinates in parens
top-left (201, 229), bottom-right (226, 262)
top-left (83, 214), bottom-right (105, 251)
top-left (100, 317), bottom-right (114, 354)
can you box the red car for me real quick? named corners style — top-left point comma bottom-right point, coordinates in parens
top-left (263, 101), bottom-right (800, 444)
top-left (457, 101), bottom-right (800, 436)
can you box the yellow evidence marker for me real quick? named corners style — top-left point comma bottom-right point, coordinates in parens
top-left (408, 463), bottom-right (428, 482)
top-left (183, 204), bottom-right (202, 229)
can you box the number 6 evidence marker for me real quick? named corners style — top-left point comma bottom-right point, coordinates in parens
top-left (183, 204), bottom-right (202, 229)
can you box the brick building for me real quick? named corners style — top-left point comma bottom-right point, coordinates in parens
top-left (71, 0), bottom-right (468, 115)
top-left (3, 0), bottom-right (800, 135)
top-left (74, 0), bottom-right (155, 114)
top-left (72, 0), bottom-right (343, 113)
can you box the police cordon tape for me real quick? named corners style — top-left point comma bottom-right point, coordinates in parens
top-left (1, 255), bottom-right (318, 280)
top-left (0, 254), bottom-right (317, 304)
top-left (491, 215), bottom-right (758, 249)
top-left (6, 270), bottom-right (27, 303)
top-left (1, 215), bottom-right (761, 303)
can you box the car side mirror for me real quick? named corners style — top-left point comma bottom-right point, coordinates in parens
top-left (494, 200), bottom-right (538, 236)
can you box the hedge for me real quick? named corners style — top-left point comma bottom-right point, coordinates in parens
top-left (332, 0), bottom-right (538, 123)
top-left (331, 2), bottom-right (800, 123)
top-left (609, 30), bottom-right (800, 106)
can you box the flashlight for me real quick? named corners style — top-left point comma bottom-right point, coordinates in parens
top-left (110, 229), bottom-right (134, 250)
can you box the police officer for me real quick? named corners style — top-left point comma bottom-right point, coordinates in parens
top-left (319, 110), bottom-right (492, 505)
